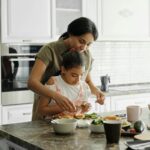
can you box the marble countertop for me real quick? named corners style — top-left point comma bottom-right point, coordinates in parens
top-left (0, 109), bottom-right (150, 150)
top-left (101, 83), bottom-right (150, 96)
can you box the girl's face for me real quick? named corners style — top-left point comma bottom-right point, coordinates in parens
top-left (66, 33), bottom-right (94, 52)
top-left (61, 66), bottom-right (84, 85)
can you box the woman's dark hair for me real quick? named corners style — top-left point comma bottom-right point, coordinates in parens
top-left (59, 17), bottom-right (98, 40)
top-left (62, 51), bottom-right (84, 70)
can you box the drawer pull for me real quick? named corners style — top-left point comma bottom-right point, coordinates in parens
top-left (22, 112), bottom-right (31, 115)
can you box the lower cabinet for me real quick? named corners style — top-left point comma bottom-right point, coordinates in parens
top-left (110, 93), bottom-right (150, 111)
top-left (0, 105), bottom-right (2, 125)
top-left (89, 96), bottom-right (111, 113)
top-left (2, 104), bottom-right (33, 125)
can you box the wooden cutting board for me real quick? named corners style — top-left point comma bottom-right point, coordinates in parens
top-left (134, 132), bottom-right (150, 140)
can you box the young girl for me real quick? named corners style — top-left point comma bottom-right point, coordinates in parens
top-left (37, 51), bottom-right (92, 120)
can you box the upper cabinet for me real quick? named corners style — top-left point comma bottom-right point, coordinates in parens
top-left (51, 0), bottom-right (86, 39)
top-left (97, 0), bottom-right (150, 41)
top-left (1, 0), bottom-right (52, 43)
top-left (1, 0), bottom-right (87, 43)
top-left (2, 0), bottom-right (149, 42)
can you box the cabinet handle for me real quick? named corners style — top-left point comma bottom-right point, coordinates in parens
top-left (22, 40), bottom-right (32, 42)
top-left (134, 102), bottom-right (144, 105)
top-left (22, 112), bottom-right (31, 115)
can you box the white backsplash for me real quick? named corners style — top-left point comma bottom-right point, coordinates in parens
top-left (90, 41), bottom-right (150, 86)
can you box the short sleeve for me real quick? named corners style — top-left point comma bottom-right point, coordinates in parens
top-left (36, 45), bottom-right (53, 66)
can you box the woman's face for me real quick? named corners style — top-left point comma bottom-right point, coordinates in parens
top-left (67, 33), bottom-right (94, 52)
top-left (61, 66), bottom-right (84, 85)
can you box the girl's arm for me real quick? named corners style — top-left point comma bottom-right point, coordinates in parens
top-left (37, 96), bottom-right (63, 116)
top-left (85, 73), bottom-right (105, 105)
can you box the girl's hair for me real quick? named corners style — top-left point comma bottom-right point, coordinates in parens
top-left (59, 17), bottom-right (98, 40)
top-left (62, 51), bottom-right (84, 70)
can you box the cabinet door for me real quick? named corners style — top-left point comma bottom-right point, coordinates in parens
top-left (111, 95), bottom-right (135, 111)
top-left (2, 104), bottom-right (33, 125)
top-left (98, 0), bottom-right (150, 41)
top-left (51, 0), bottom-right (86, 39)
top-left (1, 0), bottom-right (51, 43)
top-left (0, 106), bottom-right (2, 125)
top-left (84, 0), bottom-right (98, 26)
top-left (111, 94), bottom-right (150, 111)
top-left (89, 96), bottom-right (111, 113)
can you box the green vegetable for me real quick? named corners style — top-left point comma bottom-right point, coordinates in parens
top-left (91, 119), bottom-right (103, 125)
top-left (134, 120), bottom-right (145, 133)
top-left (84, 113), bottom-right (98, 119)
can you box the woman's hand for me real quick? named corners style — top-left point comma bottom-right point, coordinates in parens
top-left (52, 91), bottom-right (76, 112)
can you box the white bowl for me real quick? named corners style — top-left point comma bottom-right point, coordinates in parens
top-left (51, 118), bottom-right (77, 134)
top-left (90, 124), bottom-right (105, 133)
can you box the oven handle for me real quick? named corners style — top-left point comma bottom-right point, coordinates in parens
top-left (9, 58), bottom-right (35, 61)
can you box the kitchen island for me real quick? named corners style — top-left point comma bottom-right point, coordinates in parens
top-left (0, 109), bottom-right (150, 150)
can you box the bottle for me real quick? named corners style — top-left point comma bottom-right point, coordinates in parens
top-left (100, 74), bottom-right (110, 92)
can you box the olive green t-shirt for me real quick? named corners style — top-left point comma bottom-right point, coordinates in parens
top-left (36, 38), bottom-right (92, 84)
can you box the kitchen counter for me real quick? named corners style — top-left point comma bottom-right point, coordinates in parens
top-left (0, 109), bottom-right (150, 150)
top-left (101, 83), bottom-right (150, 96)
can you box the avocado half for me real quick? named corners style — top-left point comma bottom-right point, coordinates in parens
top-left (134, 120), bottom-right (145, 133)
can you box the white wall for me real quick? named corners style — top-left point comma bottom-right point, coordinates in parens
top-left (90, 41), bottom-right (150, 85)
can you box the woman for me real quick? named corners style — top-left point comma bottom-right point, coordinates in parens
top-left (28, 17), bottom-right (105, 120)
top-left (37, 51), bottom-right (91, 120)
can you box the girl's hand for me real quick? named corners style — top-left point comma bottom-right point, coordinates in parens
top-left (75, 100), bottom-right (91, 113)
top-left (53, 92), bottom-right (76, 112)
top-left (81, 101), bottom-right (91, 113)
top-left (92, 88), bottom-right (105, 105)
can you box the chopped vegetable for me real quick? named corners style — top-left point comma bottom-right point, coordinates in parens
top-left (84, 113), bottom-right (98, 119)
top-left (91, 119), bottom-right (103, 125)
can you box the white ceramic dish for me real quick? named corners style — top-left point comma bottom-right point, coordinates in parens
top-left (51, 118), bottom-right (77, 134)
top-left (90, 124), bottom-right (104, 133)
top-left (77, 119), bottom-right (92, 128)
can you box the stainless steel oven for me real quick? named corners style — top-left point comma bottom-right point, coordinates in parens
top-left (1, 44), bottom-right (43, 105)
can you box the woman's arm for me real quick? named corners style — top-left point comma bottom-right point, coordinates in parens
top-left (28, 58), bottom-right (76, 112)
top-left (85, 73), bottom-right (105, 105)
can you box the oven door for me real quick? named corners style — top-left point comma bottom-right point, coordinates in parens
top-left (1, 54), bottom-right (35, 105)
top-left (2, 54), bottom-right (35, 92)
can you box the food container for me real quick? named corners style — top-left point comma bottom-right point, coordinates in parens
top-left (90, 124), bottom-right (104, 133)
top-left (51, 118), bottom-right (77, 134)
top-left (90, 119), bottom-right (104, 133)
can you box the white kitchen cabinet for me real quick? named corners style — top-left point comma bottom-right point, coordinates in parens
top-left (2, 104), bottom-right (33, 125)
top-left (111, 93), bottom-right (150, 111)
top-left (84, 0), bottom-right (98, 28)
top-left (51, 0), bottom-right (87, 39)
top-left (97, 0), bottom-right (150, 41)
top-left (1, 0), bottom-right (52, 43)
